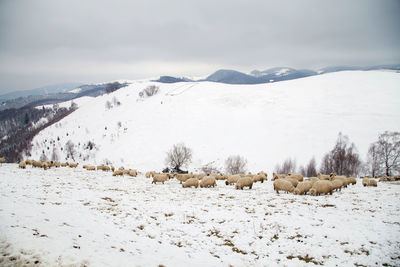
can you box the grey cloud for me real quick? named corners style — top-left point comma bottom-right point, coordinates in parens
top-left (0, 0), bottom-right (399, 93)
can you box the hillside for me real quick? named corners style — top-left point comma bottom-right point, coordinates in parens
top-left (29, 71), bottom-right (400, 174)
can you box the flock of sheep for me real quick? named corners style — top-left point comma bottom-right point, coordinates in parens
top-left (271, 172), bottom-right (362, 196)
top-left (146, 171), bottom-right (267, 189)
top-left (18, 159), bottom-right (78, 169)
top-left (5, 158), bottom-right (383, 196)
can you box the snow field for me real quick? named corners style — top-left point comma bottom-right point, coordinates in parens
top-left (1, 164), bottom-right (399, 266)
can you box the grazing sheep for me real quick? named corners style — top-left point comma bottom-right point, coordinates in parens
top-left (111, 166), bottom-right (115, 172)
top-left (225, 174), bottom-right (241, 185)
top-left (235, 177), bottom-right (253, 190)
top-left (102, 166), bottom-right (111, 171)
top-left (152, 174), bottom-right (168, 184)
top-left (42, 162), bottom-right (49, 170)
top-left (19, 162), bottom-right (26, 169)
top-left (214, 174), bottom-right (226, 180)
top-left (348, 177), bottom-right (357, 185)
top-left (331, 179), bottom-right (344, 191)
top-left (305, 177), bottom-right (319, 185)
top-left (362, 178), bottom-right (377, 187)
top-left (284, 177), bottom-right (298, 187)
top-left (293, 181), bottom-right (312, 195)
top-left (272, 173), bottom-right (286, 181)
top-left (145, 171), bottom-right (154, 178)
top-left (200, 176), bottom-right (217, 188)
top-left (194, 174), bottom-right (205, 180)
top-left (112, 170), bottom-right (124, 176)
top-left (317, 173), bottom-right (331, 180)
top-left (176, 174), bottom-right (191, 184)
top-left (54, 162), bottom-right (61, 168)
top-left (86, 165), bottom-right (96, 171)
top-left (32, 160), bottom-right (42, 168)
top-left (25, 159), bottom-right (33, 165)
top-left (333, 176), bottom-right (349, 187)
top-left (257, 172), bottom-right (268, 181)
top-left (69, 163), bottom-right (78, 168)
top-left (0, 157), bottom-right (5, 164)
top-left (61, 162), bottom-right (68, 167)
top-left (273, 179), bottom-right (295, 194)
top-left (288, 173), bottom-right (304, 182)
top-left (252, 174), bottom-right (266, 183)
top-left (128, 170), bottom-right (137, 177)
top-left (182, 178), bottom-right (199, 188)
top-left (309, 180), bottom-right (333, 196)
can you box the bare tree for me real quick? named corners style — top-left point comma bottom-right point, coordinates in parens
top-left (374, 131), bottom-right (400, 176)
top-left (51, 147), bottom-right (59, 162)
top-left (225, 155), bottom-right (247, 175)
top-left (305, 157), bottom-right (317, 177)
top-left (201, 161), bottom-right (221, 175)
top-left (65, 140), bottom-right (76, 161)
top-left (319, 153), bottom-right (333, 175)
top-left (274, 158), bottom-right (296, 174)
top-left (298, 165), bottom-right (306, 176)
top-left (40, 152), bottom-right (48, 162)
top-left (319, 132), bottom-right (361, 176)
top-left (105, 100), bottom-right (112, 109)
top-left (165, 143), bottom-right (192, 171)
top-left (140, 85), bottom-right (159, 98)
top-left (367, 143), bottom-right (380, 177)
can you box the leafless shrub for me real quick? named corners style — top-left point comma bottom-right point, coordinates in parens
top-left (201, 162), bottom-right (221, 175)
top-left (112, 96), bottom-right (121, 106)
top-left (65, 140), bottom-right (76, 161)
top-left (51, 147), bottom-right (59, 162)
top-left (165, 143), bottom-right (192, 170)
top-left (105, 100), bottom-right (112, 109)
top-left (225, 155), bottom-right (247, 175)
top-left (140, 85), bottom-right (159, 98)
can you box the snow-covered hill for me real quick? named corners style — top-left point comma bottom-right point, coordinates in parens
top-left (29, 71), bottom-right (400, 173)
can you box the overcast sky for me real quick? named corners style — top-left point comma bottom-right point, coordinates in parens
top-left (0, 0), bottom-right (399, 93)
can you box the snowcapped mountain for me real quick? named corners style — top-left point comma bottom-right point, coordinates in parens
top-left (29, 70), bottom-right (400, 174)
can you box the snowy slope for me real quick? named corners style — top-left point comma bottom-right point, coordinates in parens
top-left (29, 71), bottom-right (400, 174)
top-left (0, 164), bottom-right (399, 266)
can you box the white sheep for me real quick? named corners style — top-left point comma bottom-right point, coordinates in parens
top-left (152, 174), bottom-right (168, 184)
top-left (19, 162), bottom-right (26, 169)
top-left (112, 170), bottom-right (124, 176)
top-left (317, 173), bottom-right (331, 180)
top-left (235, 177), bottom-right (253, 190)
top-left (331, 179), bottom-right (344, 191)
top-left (293, 181), bottom-right (312, 195)
top-left (309, 180), bottom-right (333, 196)
top-left (273, 179), bottom-right (295, 194)
top-left (182, 178), bottom-right (199, 188)
top-left (200, 176), bottom-right (217, 188)
top-left (225, 174), bottom-right (241, 185)
top-left (288, 173), bottom-right (303, 182)
top-left (362, 178), bottom-right (377, 187)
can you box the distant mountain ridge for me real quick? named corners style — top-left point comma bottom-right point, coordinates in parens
top-left (155, 64), bottom-right (400, 85)
top-left (0, 83), bottom-right (82, 103)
